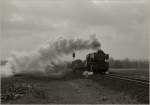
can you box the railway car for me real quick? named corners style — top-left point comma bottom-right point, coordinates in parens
top-left (85, 49), bottom-right (109, 73)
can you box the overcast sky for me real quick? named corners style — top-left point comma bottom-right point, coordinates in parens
top-left (0, 0), bottom-right (149, 60)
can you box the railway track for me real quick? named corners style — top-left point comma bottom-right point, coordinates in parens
top-left (91, 72), bottom-right (149, 103)
top-left (105, 73), bottom-right (149, 87)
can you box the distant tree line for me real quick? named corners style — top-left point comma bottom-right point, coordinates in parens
top-left (109, 58), bottom-right (149, 68)
top-left (0, 58), bottom-right (149, 69)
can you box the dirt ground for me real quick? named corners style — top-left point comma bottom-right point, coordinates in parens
top-left (2, 72), bottom-right (139, 104)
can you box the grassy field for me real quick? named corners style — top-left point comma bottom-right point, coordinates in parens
top-left (1, 71), bottom-right (142, 104)
top-left (109, 68), bottom-right (149, 81)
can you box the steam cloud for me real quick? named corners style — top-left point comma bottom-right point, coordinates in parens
top-left (1, 35), bottom-right (101, 77)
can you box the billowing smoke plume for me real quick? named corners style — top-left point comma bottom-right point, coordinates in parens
top-left (1, 35), bottom-right (101, 77)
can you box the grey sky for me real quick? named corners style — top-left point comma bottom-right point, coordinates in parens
top-left (0, 0), bottom-right (149, 60)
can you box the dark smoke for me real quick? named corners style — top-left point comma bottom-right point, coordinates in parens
top-left (1, 35), bottom-right (101, 77)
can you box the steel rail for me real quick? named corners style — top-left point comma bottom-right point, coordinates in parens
top-left (105, 73), bottom-right (149, 86)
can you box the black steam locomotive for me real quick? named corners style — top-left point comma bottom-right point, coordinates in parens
top-left (72, 49), bottom-right (109, 74)
top-left (85, 49), bottom-right (109, 73)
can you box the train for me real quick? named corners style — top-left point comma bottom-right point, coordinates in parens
top-left (85, 49), bottom-right (109, 73)
top-left (72, 49), bottom-right (109, 74)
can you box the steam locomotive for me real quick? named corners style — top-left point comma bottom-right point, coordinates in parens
top-left (85, 49), bottom-right (109, 73)
top-left (72, 49), bottom-right (109, 74)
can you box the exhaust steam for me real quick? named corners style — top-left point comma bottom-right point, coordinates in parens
top-left (0, 35), bottom-right (101, 77)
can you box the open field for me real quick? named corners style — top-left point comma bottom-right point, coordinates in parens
top-left (109, 68), bottom-right (149, 81)
top-left (1, 70), bottom-right (146, 104)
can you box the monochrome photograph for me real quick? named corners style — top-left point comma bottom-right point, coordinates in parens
top-left (0, 0), bottom-right (149, 104)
